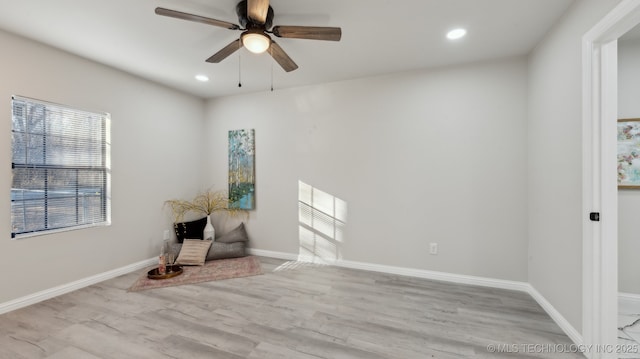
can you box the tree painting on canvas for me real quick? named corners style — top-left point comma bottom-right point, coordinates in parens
top-left (229, 129), bottom-right (255, 209)
top-left (618, 119), bottom-right (640, 188)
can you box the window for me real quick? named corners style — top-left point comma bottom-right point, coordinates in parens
top-left (11, 96), bottom-right (111, 238)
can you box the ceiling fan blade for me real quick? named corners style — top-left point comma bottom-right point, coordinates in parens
top-left (206, 39), bottom-right (243, 63)
top-left (269, 41), bottom-right (298, 72)
top-left (272, 26), bottom-right (342, 41)
top-left (155, 7), bottom-right (240, 30)
top-left (247, 0), bottom-right (270, 25)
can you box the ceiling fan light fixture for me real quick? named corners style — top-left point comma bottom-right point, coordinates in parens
top-left (242, 31), bottom-right (270, 54)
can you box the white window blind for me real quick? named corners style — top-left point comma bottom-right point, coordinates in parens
top-left (11, 96), bottom-right (111, 238)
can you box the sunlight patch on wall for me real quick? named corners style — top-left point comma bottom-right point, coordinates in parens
top-left (298, 181), bottom-right (347, 263)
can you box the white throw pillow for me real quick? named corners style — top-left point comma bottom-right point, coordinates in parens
top-left (176, 239), bottom-right (212, 266)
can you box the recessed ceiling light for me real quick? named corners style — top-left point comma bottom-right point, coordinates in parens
top-left (447, 28), bottom-right (467, 40)
top-left (195, 74), bottom-right (209, 82)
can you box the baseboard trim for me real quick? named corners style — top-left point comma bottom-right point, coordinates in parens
top-left (250, 248), bottom-right (530, 291)
top-left (619, 292), bottom-right (640, 304)
top-left (338, 258), bottom-right (531, 292)
top-left (526, 284), bottom-right (583, 346)
top-left (248, 248), bottom-right (300, 261)
top-left (0, 257), bottom-right (155, 315)
top-left (248, 248), bottom-right (583, 347)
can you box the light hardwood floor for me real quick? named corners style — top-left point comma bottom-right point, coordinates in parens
top-left (0, 257), bottom-right (583, 358)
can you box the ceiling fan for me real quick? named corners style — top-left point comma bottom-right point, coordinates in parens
top-left (155, 0), bottom-right (342, 72)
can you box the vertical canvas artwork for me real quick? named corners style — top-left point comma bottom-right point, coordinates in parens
top-left (618, 119), bottom-right (640, 188)
top-left (229, 129), bottom-right (255, 209)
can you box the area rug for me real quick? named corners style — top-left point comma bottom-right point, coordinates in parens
top-left (128, 256), bottom-right (263, 292)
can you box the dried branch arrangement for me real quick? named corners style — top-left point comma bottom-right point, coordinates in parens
top-left (165, 190), bottom-right (247, 222)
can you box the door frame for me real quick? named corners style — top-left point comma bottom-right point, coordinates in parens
top-left (583, 1), bottom-right (640, 357)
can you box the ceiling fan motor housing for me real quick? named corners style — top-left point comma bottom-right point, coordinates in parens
top-left (236, 0), bottom-right (274, 29)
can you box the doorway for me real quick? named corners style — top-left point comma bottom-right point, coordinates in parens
top-left (617, 25), bottom-right (640, 354)
top-left (583, 0), bottom-right (640, 358)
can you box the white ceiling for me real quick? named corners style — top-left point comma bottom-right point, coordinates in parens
top-left (0, 0), bottom-right (574, 99)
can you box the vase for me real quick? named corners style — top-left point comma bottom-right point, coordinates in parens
top-left (203, 214), bottom-right (215, 240)
top-left (158, 240), bottom-right (167, 275)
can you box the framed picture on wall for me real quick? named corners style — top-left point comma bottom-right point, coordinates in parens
top-left (618, 118), bottom-right (640, 189)
top-left (228, 129), bottom-right (255, 209)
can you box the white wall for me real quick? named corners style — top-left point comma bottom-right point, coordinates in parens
top-left (618, 37), bottom-right (640, 294)
top-left (0, 29), bottom-right (205, 303)
top-left (204, 57), bottom-right (529, 281)
top-left (527, 0), bottom-right (621, 333)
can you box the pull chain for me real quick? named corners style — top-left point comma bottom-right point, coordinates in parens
top-left (269, 46), bottom-right (274, 92)
top-left (238, 39), bottom-right (242, 88)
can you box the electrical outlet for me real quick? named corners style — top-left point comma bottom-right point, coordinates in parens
top-left (163, 230), bottom-right (171, 240)
top-left (429, 242), bottom-right (438, 255)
